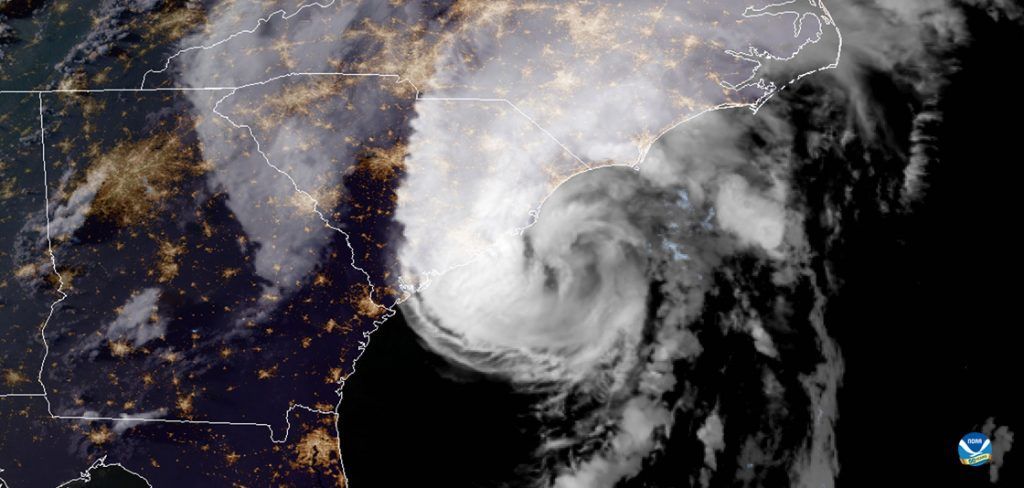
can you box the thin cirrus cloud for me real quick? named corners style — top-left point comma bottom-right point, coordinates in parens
top-left (158, 1), bottom-right (1020, 487)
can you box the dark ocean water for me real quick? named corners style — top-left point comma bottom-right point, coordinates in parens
top-left (1, 2), bottom-right (1019, 487)
top-left (822, 9), bottom-right (1021, 487)
top-left (338, 309), bottom-right (551, 488)
top-left (337, 7), bottom-right (1021, 488)
top-left (60, 465), bottom-right (148, 488)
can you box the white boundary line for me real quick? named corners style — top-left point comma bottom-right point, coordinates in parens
top-left (0, 75), bottom-right (591, 169)
top-left (1, 93), bottom-right (344, 435)
top-left (0, 90), bottom-right (344, 488)
top-left (138, 0), bottom-right (340, 89)
top-left (53, 457), bottom-right (153, 488)
top-left (0, 87), bottom-right (240, 94)
top-left (35, 92), bottom-right (70, 413)
top-left (0, 0), bottom-right (843, 485)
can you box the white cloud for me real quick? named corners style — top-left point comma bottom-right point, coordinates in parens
top-left (715, 174), bottom-right (788, 256)
top-left (195, 96), bottom-right (337, 296)
top-left (397, 0), bottom-right (841, 283)
top-left (156, 2), bottom-right (982, 487)
top-left (792, 334), bottom-right (842, 488)
top-left (748, 317), bottom-right (780, 357)
top-left (553, 397), bottom-right (672, 488)
top-left (47, 166), bottom-right (109, 240)
top-left (697, 412), bottom-right (725, 470)
top-left (112, 409), bottom-right (168, 434)
top-left (983, 417), bottom-right (1015, 484)
top-left (405, 170), bottom-right (650, 383)
top-left (106, 288), bottom-right (166, 347)
top-left (963, 0), bottom-right (1024, 21)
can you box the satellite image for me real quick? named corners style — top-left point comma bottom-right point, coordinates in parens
top-left (0, 0), bottom-right (1019, 487)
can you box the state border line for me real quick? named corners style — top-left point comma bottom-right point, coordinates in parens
top-left (0, 69), bottom-right (595, 439)
top-left (0, 0), bottom-right (843, 485)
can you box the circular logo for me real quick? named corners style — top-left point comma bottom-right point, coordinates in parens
top-left (958, 432), bottom-right (992, 467)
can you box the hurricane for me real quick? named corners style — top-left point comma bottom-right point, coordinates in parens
top-left (0, 0), bottom-right (1018, 486)
top-left (391, 1), bottom-right (1015, 486)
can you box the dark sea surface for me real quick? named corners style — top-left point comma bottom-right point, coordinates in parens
top-left (338, 308), bottom-right (550, 488)
top-left (337, 7), bottom-right (1021, 488)
top-left (60, 465), bottom-right (149, 488)
top-left (824, 9), bottom-right (1020, 487)
top-left (1, 2), bottom-right (1020, 487)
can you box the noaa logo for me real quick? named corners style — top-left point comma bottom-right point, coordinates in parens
top-left (958, 432), bottom-right (992, 467)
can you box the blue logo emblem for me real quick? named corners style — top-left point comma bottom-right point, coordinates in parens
top-left (958, 432), bottom-right (992, 467)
